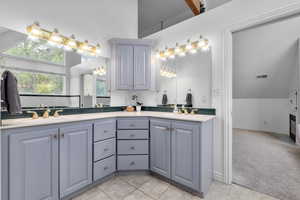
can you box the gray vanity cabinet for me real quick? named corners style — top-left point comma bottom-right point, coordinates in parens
top-left (116, 44), bottom-right (134, 90)
top-left (150, 118), bottom-right (213, 195)
top-left (171, 121), bottom-right (200, 190)
top-left (150, 119), bottom-right (171, 178)
top-left (9, 128), bottom-right (59, 200)
top-left (133, 45), bottom-right (151, 90)
top-left (59, 123), bottom-right (93, 198)
top-left (111, 39), bottom-right (152, 91)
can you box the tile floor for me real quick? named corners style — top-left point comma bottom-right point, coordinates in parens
top-left (72, 174), bottom-right (279, 200)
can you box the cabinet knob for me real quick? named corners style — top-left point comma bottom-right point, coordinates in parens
top-left (53, 134), bottom-right (58, 139)
top-left (130, 161), bottom-right (135, 166)
top-left (104, 148), bottom-right (109, 152)
top-left (104, 130), bottom-right (108, 133)
top-left (130, 134), bottom-right (135, 138)
top-left (130, 146), bottom-right (135, 150)
top-left (61, 133), bottom-right (65, 138)
top-left (104, 166), bottom-right (109, 170)
top-left (130, 124), bottom-right (135, 127)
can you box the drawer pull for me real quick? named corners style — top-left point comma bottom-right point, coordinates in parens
top-left (104, 166), bottom-right (109, 170)
top-left (130, 146), bottom-right (135, 150)
top-left (104, 148), bottom-right (109, 152)
top-left (130, 161), bottom-right (135, 166)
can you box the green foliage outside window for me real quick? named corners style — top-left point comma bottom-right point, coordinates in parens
top-left (0, 68), bottom-right (65, 94)
top-left (4, 39), bottom-right (65, 65)
top-left (96, 79), bottom-right (107, 96)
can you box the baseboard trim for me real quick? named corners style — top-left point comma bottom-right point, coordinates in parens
top-left (213, 171), bottom-right (225, 183)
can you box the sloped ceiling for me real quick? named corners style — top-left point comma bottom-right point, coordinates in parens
top-left (233, 14), bottom-right (300, 99)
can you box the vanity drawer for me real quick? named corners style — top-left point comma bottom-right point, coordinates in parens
top-left (94, 156), bottom-right (116, 181)
top-left (117, 130), bottom-right (149, 140)
top-left (117, 140), bottom-right (148, 155)
top-left (118, 155), bottom-right (149, 170)
top-left (94, 138), bottom-right (116, 161)
top-left (117, 118), bottom-right (149, 130)
top-left (94, 119), bottom-right (116, 141)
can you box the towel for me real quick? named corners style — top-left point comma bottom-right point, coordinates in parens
top-left (186, 93), bottom-right (192, 107)
top-left (1, 70), bottom-right (22, 114)
top-left (162, 94), bottom-right (168, 105)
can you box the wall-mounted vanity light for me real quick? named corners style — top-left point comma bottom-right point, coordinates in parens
top-left (26, 22), bottom-right (101, 57)
top-left (156, 35), bottom-right (210, 60)
top-left (93, 66), bottom-right (106, 76)
top-left (160, 66), bottom-right (176, 78)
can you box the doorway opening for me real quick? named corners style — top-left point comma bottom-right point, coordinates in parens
top-left (231, 14), bottom-right (300, 200)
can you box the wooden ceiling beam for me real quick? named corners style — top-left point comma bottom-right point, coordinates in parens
top-left (185, 0), bottom-right (201, 15)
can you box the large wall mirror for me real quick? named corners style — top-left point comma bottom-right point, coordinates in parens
top-left (157, 49), bottom-right (212, 108)
top-left (0, 26), bottom-right (110, 110)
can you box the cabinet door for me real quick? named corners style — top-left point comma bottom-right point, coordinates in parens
top-left (171, 121), bottom-right (200, 190)
top-left (60, 123), bottom-right (93, 198)
top-left (150, 119), bottom-right (171, 178)
top-left (9, 128), bottom-right (59, 200)
top-left (134, 45), bottom-right (151, 90)
top-left (116, 44), bottom-right (134, 90)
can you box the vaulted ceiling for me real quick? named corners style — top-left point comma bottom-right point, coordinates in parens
top-left (139, 0), bottom-right (232, 38)
top-left (233, 14), bottom-right (300, 99)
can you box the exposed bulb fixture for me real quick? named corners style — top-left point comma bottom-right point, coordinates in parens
top-left (26, 22), bottom-right (102, 57)
top-left (155, 35), bottom-right (210, 59)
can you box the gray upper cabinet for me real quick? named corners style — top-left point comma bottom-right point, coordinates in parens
top-left (110, 39), bottom-right (153, 91)
top-left (171, 121), bottom-right (200, 190)
top-left (134, 45), bottom-right (151, 90)
top-left (9, 128), bottom-right (59, 200)
top-left (59, 123), bottom-right (93, 198)
top-left (116, 44), bottom-right (134, 90)
top-left (150, 119), bottom-right (171, 178)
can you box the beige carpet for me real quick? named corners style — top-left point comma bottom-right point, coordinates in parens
top-left (233, 129), bottom-right (300, 200)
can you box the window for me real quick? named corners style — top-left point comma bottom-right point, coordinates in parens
top-left (96, 79), bottom-right (108, 96)
top-left (4, 39), bottom-right (65, 65)
top-left (0, 68), bottom-right (65, 95)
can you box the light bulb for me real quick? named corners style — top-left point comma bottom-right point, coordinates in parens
top-left (186, 40), bottom-right (192, 50)
top-left (202, 44), bottom-right (210, 51)
top-left (28, 22), bottom-right (41, 36)
top-left (175, 43), bottom-right (181, 54)
top-left (27, 35), bottom-right (39, 41)
top-left (190, 48), bottom-right (197, 54)
top-left (95, 43), bottom-right (101, 55)
top-left (81, 40), bottom-right (90, 51)
top-left (50, 29), bottom-right (63, 43)
top-left (179, 51), bottom-right (186, 57)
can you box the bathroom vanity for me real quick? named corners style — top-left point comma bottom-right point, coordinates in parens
top-left (1, 111), bottom-right (214, 200)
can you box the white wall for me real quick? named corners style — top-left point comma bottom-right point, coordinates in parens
top-left (145, 0), bottom-right (300, 181)
top-left (233, 99), bottom-right (289, 134)
top-left (233, 14), bottom-right (300, 99)
top-left (0, 0), bottom-right (138, 58)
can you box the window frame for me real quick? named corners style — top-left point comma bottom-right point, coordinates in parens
top-left (96, 77), bottom-right (109, 97)
top-left (0, 65), bottom-right (67, 95)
